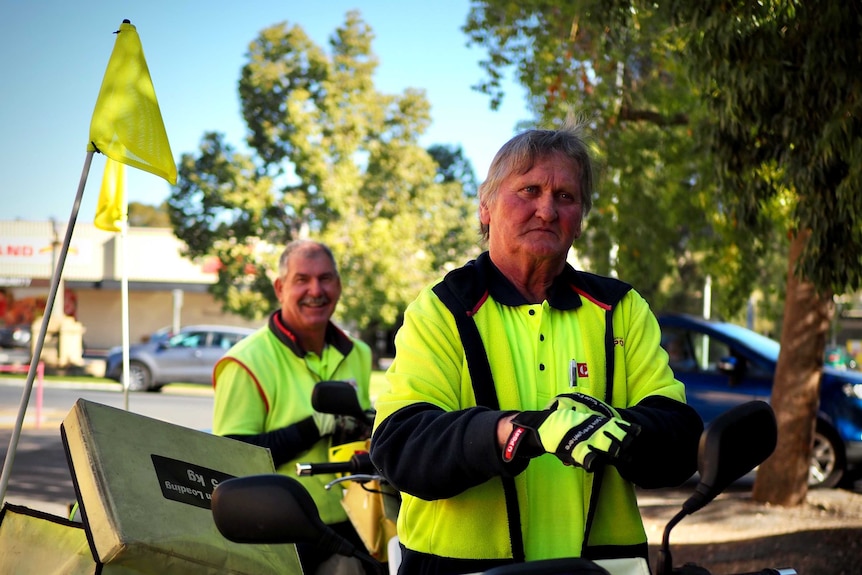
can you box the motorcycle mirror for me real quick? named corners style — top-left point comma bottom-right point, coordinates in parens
top-left (212, 474), bottom-right (355, 560)
top-left (212, 474), bottom-right (327, 544)
top-left (312, 380), bottom-right (369, 421)
top-left (656, 400), bottom-right (777, 575)
top-left (686, 399), bottom-right (777, 515)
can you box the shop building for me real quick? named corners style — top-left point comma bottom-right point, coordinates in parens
top-left (0, 220), bottom-right (261, 364)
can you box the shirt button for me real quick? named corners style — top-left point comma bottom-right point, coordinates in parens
top-left (539, 363), bottom-right (545, 371)
top-left (539, 334), bottom-right (545, 341)
top-left (529, 309), bottom-right (535, 316)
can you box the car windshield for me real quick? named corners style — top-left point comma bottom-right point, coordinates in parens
top-left (712, 321), bottom-right (781, 361)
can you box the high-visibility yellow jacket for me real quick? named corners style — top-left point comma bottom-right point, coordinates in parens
top-left (371, 253), bottom-right (702, 573)
top-left (213, 311), bottom-right (372, 524)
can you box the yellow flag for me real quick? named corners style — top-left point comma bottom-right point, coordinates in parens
top-left (94, 159), bottom-right (127, 232)
top-left (88, 20), bottom-right (177, 185)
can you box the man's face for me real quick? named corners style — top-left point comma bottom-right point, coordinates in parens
top-left (274, 251), bottom-right (341, 334)
top-left (480, 152), bottom-right (583, 263)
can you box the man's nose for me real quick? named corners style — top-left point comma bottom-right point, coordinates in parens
top-left (307, 278), bottom-right (324, 295)
top-left (535, 194), bottom-right (558, 221)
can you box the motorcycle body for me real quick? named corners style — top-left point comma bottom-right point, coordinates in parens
top-left (0, 381), bottom-right (388, 575)
top-left (212, 398), bottom-right (797, 575)
top-left (306, 381), bottom-right (400, 570)
top-left (307, 440), bottom-right (399, 566)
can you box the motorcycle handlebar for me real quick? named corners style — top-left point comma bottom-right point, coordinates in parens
top-left (678, 566), bottom-right (797, 575)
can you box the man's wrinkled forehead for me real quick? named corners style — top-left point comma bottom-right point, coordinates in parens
top-left (507, 149), bottom-right (582, 179)
top-left (287, 249), bottom-right (334, 273)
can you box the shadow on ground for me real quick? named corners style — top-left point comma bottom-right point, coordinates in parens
top-left (648, 528), bottom-right (862, 575)
top-left (0, 427), bottom-right (76, 515)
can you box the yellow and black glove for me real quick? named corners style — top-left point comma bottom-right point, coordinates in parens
top-left (502, 392), bottom-right (640, 471)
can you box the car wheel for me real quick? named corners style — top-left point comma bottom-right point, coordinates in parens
top-left (127, 361), bottom-right (153, 392)
top-left (809, 422), bottom-right (846, 489)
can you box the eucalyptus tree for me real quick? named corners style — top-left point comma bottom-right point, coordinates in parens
top-left (168, 11), bottom-right (478, 345)
top-left (463, 1), bottom-right (732, 315)
top-left (671, 0), bottom-right (862, 504)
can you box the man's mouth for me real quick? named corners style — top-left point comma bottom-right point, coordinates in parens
top-left (530, 227), bottom-right (557, 235)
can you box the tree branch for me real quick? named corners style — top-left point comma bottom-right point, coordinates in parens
top-left (618, 105), bottom-right (688, 126)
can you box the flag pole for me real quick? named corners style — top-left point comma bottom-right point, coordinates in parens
top-left (121, 204), bottom-right (131, 409)
top-left (0, 151), bottom-right (95, 505)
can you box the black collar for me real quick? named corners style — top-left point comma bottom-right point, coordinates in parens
top-left (477, 252), bottom-right (583, 310)
top-left (267, 311), bottom-right (354, 358)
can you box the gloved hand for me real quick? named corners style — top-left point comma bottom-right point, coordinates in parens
top-left (551, 392), bottom-right (618, 419)
top-left (312, 411), bottom-right (336, 437)
top-left (331, 414), bottom-right (373, 446)
top-left (502, 393), bottom-right (640, 471)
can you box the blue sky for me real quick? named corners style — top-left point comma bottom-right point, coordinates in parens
top-left (1, 0), bottom-right (530, 223)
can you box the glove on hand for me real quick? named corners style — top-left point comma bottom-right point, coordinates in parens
top-left (331, 414), bottom-right (373, 446)
top-left (550, 392), bottom-right (619, 418)
top-left (503, 393), bottom-right (640, 471)
top-left (312, 411), bottom-right (336, 437)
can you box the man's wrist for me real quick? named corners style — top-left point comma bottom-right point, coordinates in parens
top-left (496, 412), bottom-right (517, 449)
top-left (296, 415), bottom-right (322, 446)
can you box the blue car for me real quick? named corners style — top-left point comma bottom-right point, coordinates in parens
top-left (658, 313), bottom-right (862, 488)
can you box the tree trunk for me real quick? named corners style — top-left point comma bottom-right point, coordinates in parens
top-left (752, 229), bottom-right (833, 506)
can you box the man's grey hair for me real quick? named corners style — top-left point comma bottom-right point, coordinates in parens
top-left (277, 239), bottom-right (338, 279)
top-left (477, 121), bottom-right (595, 241)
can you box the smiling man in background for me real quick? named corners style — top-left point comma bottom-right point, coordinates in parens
top-left (213, 239), bottom-right (372, 574)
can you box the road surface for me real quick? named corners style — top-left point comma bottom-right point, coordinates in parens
top-left (0, 378), bottom-right (214, 516)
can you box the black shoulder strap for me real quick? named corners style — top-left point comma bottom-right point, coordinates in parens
top-left (432, 275), bottom-right (525, 562)
top-left (581, 309), bottom-right (616, 556)
top-left (432, 279), bottom-right (498, 409)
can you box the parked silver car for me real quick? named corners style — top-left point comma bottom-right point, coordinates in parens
top-left (105, 325), bottom-right (254, 392)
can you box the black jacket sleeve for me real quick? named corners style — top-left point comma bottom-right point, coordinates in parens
top-left (616, 395), bottom-right (703, 488)
top-left (225, 415), bottom-right (321, 467)
top-left (370, 403), bottom-right (529, 500)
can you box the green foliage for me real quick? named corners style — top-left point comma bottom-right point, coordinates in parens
top-left (672, 0), bottom-right (862, 296)
top-left (127, 201), bottom-right (171, 227)
top-left (427, 144), bottom-right (479, 197)
top-left (465, 1), bottom-right (738, 315)
top-left (168, 12), bottom-right (478, 332)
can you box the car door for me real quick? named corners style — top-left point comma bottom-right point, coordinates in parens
top-left (188, 330), bottom-right (244, 384)
top-left (152, 329), bottom-right (211, 384)
top-left (661, 325), bottom-right (773, 425)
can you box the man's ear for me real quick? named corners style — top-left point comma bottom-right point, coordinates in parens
top-left (479, 201), bottom-right (491, 225)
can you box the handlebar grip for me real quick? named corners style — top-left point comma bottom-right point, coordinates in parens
top-left (734, 570), bottom-right (798, 575)
top-left (297, 461), bottom-right (353, 476)
top-left (296, 452), bottom-right (376, 476)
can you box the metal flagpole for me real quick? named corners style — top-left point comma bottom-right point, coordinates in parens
top-left (0, 151), bottom-right (95, 504)
top-left (121, 206), bottom-right (131, 410)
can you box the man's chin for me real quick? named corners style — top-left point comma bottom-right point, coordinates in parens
top-left (523, 242), bottom-right (567, 258)
top-left (301, 306), bottom-right (333, 320)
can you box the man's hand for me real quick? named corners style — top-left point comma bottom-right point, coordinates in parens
top-left (551, 392), bottom-right (618, 419)
top-left (502, 393), bottom-right (640, 471)
top-left (331, 414), bottom-right (373, 445)
top-left (312, 411), bottom-right (336, 437)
